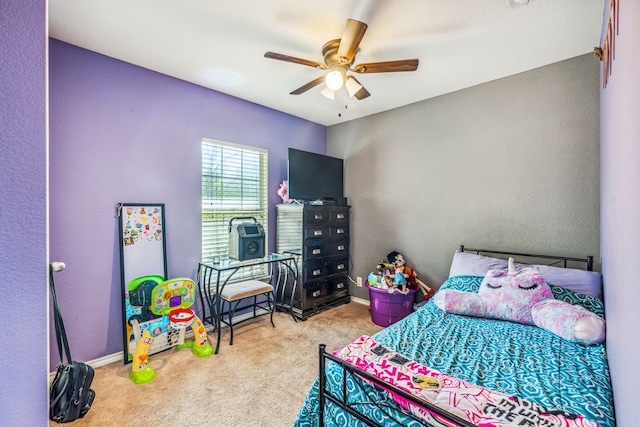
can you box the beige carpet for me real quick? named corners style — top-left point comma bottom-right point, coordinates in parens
top-left (53, 302), bottom-right (383, 427)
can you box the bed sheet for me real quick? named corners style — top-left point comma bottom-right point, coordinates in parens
top-left (293, 275), bottom-right (614, 427)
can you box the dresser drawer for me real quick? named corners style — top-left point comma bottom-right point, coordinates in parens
top-left (330, 225), bottom-right (348, 239)
top-left (303, 244), bottom-right (326, 260)
top-left (303, 241), bottom-right (348, 259)
top-left (302, 260), bottom-right (328, 282)
top-left (330, 210), bottom-right (349, 224)
top-left (304, 226), bottom-right (330, 241)
top-left (304, 277), bottom-right (348, 305)
top-left (326, 256), bottom-right (349, 275)
top-left (306, 281), bottom-right (331, 299)
top-left (304, 208), bottom-right (329, 224)
top-left (323, 241), bottom-right (349, 256)
top-left (302, 244), bottom-right (327, 260)
top-left (331, 276), bottom-right (349, 294)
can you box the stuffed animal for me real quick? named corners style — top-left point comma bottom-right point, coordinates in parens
top-left (277, 180), bottom-right (291, 203)
top-left (387, 251), bottom-right (434, 300)
top-left (433, 258), bottom-right (605, 345)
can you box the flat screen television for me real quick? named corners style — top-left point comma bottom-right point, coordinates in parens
top-left (288, 148), bottom-right (344, 202)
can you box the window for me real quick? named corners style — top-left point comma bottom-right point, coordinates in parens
top-left (202, 139), bottom-right (268, 278)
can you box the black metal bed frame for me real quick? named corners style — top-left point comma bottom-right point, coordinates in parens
top-left (459, 245), bottom-right (594, 271)
top-left (316, 246), bottom-right (595, 427)
top-left (318, 344), bottom-right (476, 427)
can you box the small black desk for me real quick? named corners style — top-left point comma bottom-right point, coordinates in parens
top-left (196, 253), bottom-right (298, 354)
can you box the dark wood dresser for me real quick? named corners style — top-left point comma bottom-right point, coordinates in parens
top-left (276, 203), bottom-right (351, 320)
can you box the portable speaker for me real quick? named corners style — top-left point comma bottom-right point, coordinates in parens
top-left (228, 217), bottom-right (265, 261)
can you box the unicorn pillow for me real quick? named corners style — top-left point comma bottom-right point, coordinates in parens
top-left (433, 258), bottom-right (605, 345)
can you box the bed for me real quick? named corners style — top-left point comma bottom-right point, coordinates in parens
top-left (293, 247), bottom-right (614, 427)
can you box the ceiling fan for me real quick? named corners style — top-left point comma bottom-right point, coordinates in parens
top-left (264, 19), bottom-right (419, 101)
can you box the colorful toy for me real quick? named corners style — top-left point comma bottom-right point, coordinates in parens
top-left (125, 274), bottom-right (167, 356)
top-left (386, 251), bottom-right (434, 299)
top-left (370, 261), bottom-right (408, 292)
top-left (129, 277), bottom-right (213, 384)
top-left (366, 251), bottom-right (434, 299)
top-left (368, 262), bottom-right (395, 290)
top-left (433, 258), bottom-right (606, 345)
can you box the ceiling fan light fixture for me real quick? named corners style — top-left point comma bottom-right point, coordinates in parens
top-left (325, 70), bottom-right (344, 90)
top-left (203, 67), bottom-right (245, 87)
top-left (345, 76), bottom-right (363, 98)
top-left (505, 0), bottom-right (533, 8)
top-left (320, 86), bottom-right (336, 100)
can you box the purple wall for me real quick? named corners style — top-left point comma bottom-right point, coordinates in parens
top-left (48, 39), bottom-right (325, 369)
top-left (0, 0), bottom-right (48, 425)
top-left (600, 2), bottom-right (640, 426)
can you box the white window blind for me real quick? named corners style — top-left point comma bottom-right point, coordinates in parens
top-left (202, 139), bottom-right (268, 279)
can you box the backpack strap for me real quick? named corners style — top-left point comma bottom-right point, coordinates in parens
top-left (50, 264), bottom-right (73, 363)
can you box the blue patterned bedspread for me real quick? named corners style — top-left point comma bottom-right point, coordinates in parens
top-left (293, 276), bottom-right (614, 427)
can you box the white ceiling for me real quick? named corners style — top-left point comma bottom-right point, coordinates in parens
top-left (48, 0), bottom-right (604, 126)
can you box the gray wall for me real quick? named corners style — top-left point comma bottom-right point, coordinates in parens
top-left (328, 54), bottom-right (600, 301)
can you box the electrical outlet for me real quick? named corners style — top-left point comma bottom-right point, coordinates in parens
top-left (356, 276), bottom-right (363, 287)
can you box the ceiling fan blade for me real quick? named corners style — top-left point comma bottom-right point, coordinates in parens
top-left (352, 59), bottom-right (419, 73)
top-left (264, 52), bottom-right (326, 70)
top-left (290, 76), bottom-right (326, 95)
top-left (337, 19), bottom-right (368, 65)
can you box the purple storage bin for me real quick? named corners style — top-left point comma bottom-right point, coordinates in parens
top-left (367, 281), bottom-right (417, 327)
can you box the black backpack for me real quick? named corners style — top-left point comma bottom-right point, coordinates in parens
top-left (49, 262), bottom-right (96, 423)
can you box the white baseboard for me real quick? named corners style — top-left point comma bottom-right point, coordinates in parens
top-left (85, 351), bottom-right (123, 368)
top-left (350, 295), bottom-right (369, 306)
